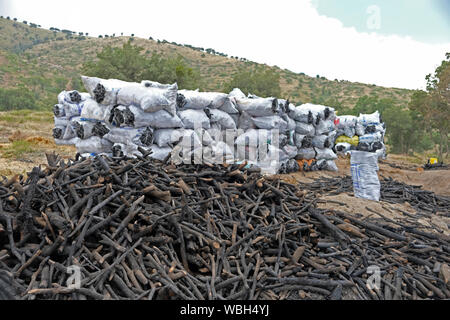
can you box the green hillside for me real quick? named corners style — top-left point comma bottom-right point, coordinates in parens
top-left (0, 17), bottom-right (413, 110)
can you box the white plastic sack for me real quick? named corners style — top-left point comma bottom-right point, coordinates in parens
top-left (300, 103), bottom-right (336, 121)
top-left (55, 137), bottom-right (79, 146)
top-left (335, 142), bottom-right (352, 155)
top-left (53, 104), bottom-right (65, 117)
top-left (177, 90), bottom-right (228, 110)
top-left (238, 112), bottom-right (256, 130)
top-left (355, 123), bottom-right (365, 136)
top-left (80, 99), bottom-right (111, 121)
top-left (178, 109), bottom-right (211, 129)
top-left (228, 88), bottom-right (246, 100)
top-left (358, 111), bottom-right (381, 126)
top-left (54, 116), bottom-right (69, 127)
top-left (359, 132), bottom-right (383, 144)
top-left (235, 129), bottom-right (283, 147)
top-left (295, 122), bottom-right (315, 136)
top-left (104, 127), bottom-right (154, 147)
top-left (117, 83), bottom-right (178, 116)
top-left (111, 106), bottom-right (183, 129)
top-left (294, 133), bottom-right (306, 149)
top-left (75, 136), bottom-right (113, 154)
top-left (206, 109), bottom-right (237, 130)
top-left (236, 97), bottom-right (279, 117)
top-left (337, 115), bottom-right (357, 128)
top-left (314, 119), bottom-right (335, 135)
top-left (153, 129), bottom-right (182, 147)
top-left (57, 90), bottom-right (90, 105)
top-left (289, 106), bottom-right (314, 124)
top-left (252, 115), bottom-right (287, 131)
top-left (149, 145), bottom-right (172, 161)
top-left (81, 76), bottom-right (137, 105)
top-left (283, 145), bottom-right (298, 160)
top-left (203, 141), bottom-right (235, 165)
top-left (141, 80), bottom-right (173, 89)
top-left (315, 147), bottom-right (338, 160)
top-left (296, 148), bottom-right (316, 160)
top-left (63, 103), bottom-right (83, 118)
top-left (312, 134), bottom-right (332, 149)
top-left (350, 151), bottom-right (380, 201)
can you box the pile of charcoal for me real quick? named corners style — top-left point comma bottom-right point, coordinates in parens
top-left (0, 154), bottom-right (449, 300)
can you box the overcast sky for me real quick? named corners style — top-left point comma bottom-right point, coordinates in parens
top-left (0, 0), bottom-right (449, 90)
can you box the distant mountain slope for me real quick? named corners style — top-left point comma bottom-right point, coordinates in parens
top-left (0, 17), bottom-right (413, 109)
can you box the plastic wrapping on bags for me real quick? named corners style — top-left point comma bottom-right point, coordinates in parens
top-left (312, 134), bottom-right (333, 149)
top-left (104, 127), bottom-right (154, 147)
top-left (235, 129), bottom-right (285, 147)
top-left (314, 119), bottom-right (335, 135)
top-left (283, 145), bottom-right (298, 160)
top-left (294, 133), bottom-right (306, 149)
top-left (281, 113), bottom-right (296, 131)
top-left (176, 89), bottom-right (228, 111)
top-left (57, 90), bottom-right (90, 105)
top-left (364, 124), bottom-right (385, 135)
top-left (81, 76), bottom-right (137, 105)
top-left (359, 132), bottom-right (383, 144)
top-left (72, 120), bottom-right (110, 139)
top-left (315, 147), bottom-right (338, 160)
top-left (238, 111), bottom-right (256, 131)
top-left (53, 104), bottom-right (65, 117)
top-left (149, 145), bottom-right (172, 161)
top-left (358, 111), bottom-right (381, 126)
top-left (55, 137), bottom-right (79, 146)
top-left (236, 97), bottom-right (280, 117)
top-left (141, 80), bottom-right (173, 89)
top-left (337, 127), bottom-right (356, 138)
top-left (75, 136), bottom-right (113, 154)
top-left (205, 108), bottom-right (237, 130)
top-left (296, 148), bottom-right (316, 160)
top-left (153, 129), bottom-right (183, 147)
top-left (228, 88), bottom-right (246, 100)
top-left (295, 122), bottom-right (315, 136)
top-left (300, 103), bottom-right (336, 121)
top-left (252, 115), bottom-right (288, 131)
top-left (335, 142), bottom-right (352, 154)
top-left (80, 99), bottom-right (112, 121)
top-left (350, 150), bottom-right (380, 201)
top-left (110, 106), bottom-right (183, 129)
top-left (117, 83), bottom-right (178, 116)
top-left (178, 109), bottom-right (211, 129)
top-left (203, 141), bottom-right (235, 165)
top-left (54, 116), bottom-right (69, 127)
top-left (336, 115), bottom-right (357, 128)
top-left (52, 126), bottom-right (66, 140)
top-left (63, 103), bottom-right (83, 118)
top-left (289, 107), bottom-right (314, 124)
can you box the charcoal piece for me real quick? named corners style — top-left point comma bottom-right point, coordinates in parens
top-left (52, 127), bottom-right (64, 139)
top-left (139, 127), bottom-right (154, 146)
top-left (92, 122), bottom-right (110, 138)
top-left (93, 83), bottom-right (106, 103)
top-left (177, 93), bottom-right (187, 109)
top-left (69, 91), bottom-right (82, 104)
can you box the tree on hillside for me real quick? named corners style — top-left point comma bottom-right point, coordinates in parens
top-left (409, 53), bottom-right (449, 159)
top-left (223, 68), bottom-right (281, 97)
top-left (81, 40), bottom-right (202, 90)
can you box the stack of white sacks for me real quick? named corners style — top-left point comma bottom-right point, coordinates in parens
top-left (52, 76), bottom-right (341, 173)
top-left (288, 103), bottom-right (338, 171)
top-left (334, 111), bottom-right (386, 159)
